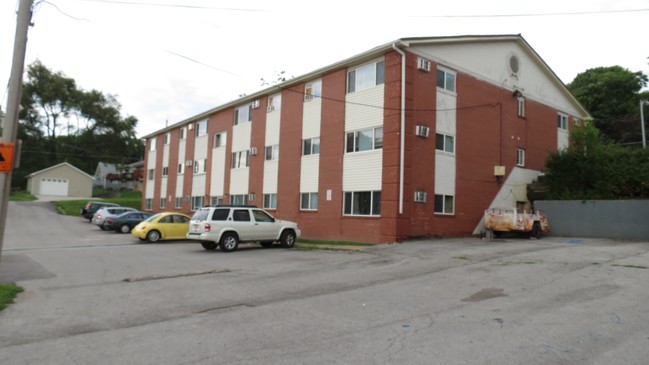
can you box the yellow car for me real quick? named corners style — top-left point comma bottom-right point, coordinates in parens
top-left (131, 212), bottom-right (191, 243)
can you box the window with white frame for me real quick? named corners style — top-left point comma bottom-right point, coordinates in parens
top-left (175, 197), bottom-right (183, 209)
top-left (147, 168), bottom-right (154, 180)
top-left (300, 192), bottom-right (318, 211)
top-left (214, 132), bottom-right (226, 148)
top-left (145, 198), bottom-right (153, 210)
top-left (343, 191), bottom-right (381, 216)
top-left (517, 97), bottom-right (526, 118)
top-left (160, 197), bottom-right (166, 209)
top-left (436, 67), bottom-right (456, 93)
top-left (435, 133), bottom-right (455, 154)
top-left (177, 163), bottom-right (184, 175)
top-left (179, 127), bottom-right (186, 140)
top-left (347, 60), bottom-right (385, 93)
top-left (574, 118), bottom-right (582, 127)
top-left (164, 132), bottom-right (170, 144)
top-left (265, 144), bottom-right (279, 161)
top-left (304, 80), bottom-right (322, 101)
top-left (230, 194), bottom-right (248, 205)
top-left (162, 166), bottom-right (169, 177)
top-left (194, 159), bottom-right (207, 174)
top-left (191, 196), bottom-right (204, 211)
top-left (517, 148), bottom-right (525, 167)
top-left (267, 94), bottom-right (281, 112)
top-left (234, 105), bottom-right (252, 125)
top-left (210, 196), bottom-right (224, 206)
top-left (231, 150), bottom-right (249, 169)
top-left (263, 194), bottom-right (277, 209)
top-left (303, 137), bottom-right (320, 155)
top-left (434, 194), bottom-right (454, 215)
top-left (557, 113), bottom-right (568, 130)
top-left (196, 120), bottom-right (208, 137)
top-left (149, 138), bottom-right (156, 151)
top-left (346, 127), bottom-right (383, 153)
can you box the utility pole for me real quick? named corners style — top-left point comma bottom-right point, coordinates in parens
top-left (0, 0), bottom-right (33, 262)
top-left (641, 100), bottom-right (647, 149)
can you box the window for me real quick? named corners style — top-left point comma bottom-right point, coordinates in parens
top-left (300, 192), bottom-right (318, 211)
top-left (233, 209), bottom-right (251, 222)
top-left (436, 68), bottom-right (456, 92)
top-left (163, 133), bottom-right (170, 145)
top-left (162, 166), bottom-right (169, 177)
top-left (160, 198), bottom-right (166, 209)
top-left (434, 194), bottom-right (454, 215)
top-left (147, 168), bottom-right (154, 180)
top-left (347, 60), bottom-right (385, 93)
top-left (210, 196), bottom-right (224, 206)
top-left (346, 127), bottom-right (383, 153)
top-left (302, 137), bottom-right (320, 156)
top-left (265, 144), bottom-right (279, 161)
top-left (214, 132), bottom-right (225, 148)
top-left (304, 80), bottom-right (322, 101)
top-left (557, 114), bottom-right (568, 130)
top-left (263, 193), bottom-right (277, 209)
top-left (149, 138), bottom-right (156, 151)
top-left (211, 209), bottom-right (229, 220)
top-left (191, 196), bottom-right (204, 211)
top-left (234, 105), bottom-right (252, 125)
top-left (145, 198), bottom-right (153, 210)
top-left (230, 194), bottom-right (248, 205)
top-left (179, 127), bottom-right (186, 140)
top-left (196, 120), bottom-right (208, 137)
top-left (231, 150), bottom-right (250, 169)
top-left (517, 97), bottom-right (526, 118)
top-left (175, 197), bottom-right (183, 209)
top-left (177, 163), bottom-right (184, 175)
top-left (517, 148), bottom-right (525, 167)
top-left (194, 159), bottom-right (207, 174)
top-left (253, 210), bottom-right (274, 223)
top-left (435, 133), bottom-right (455, 154)
top-left (267, 94), bottom-right (281, 112)
top-left (574, 118), bottom-right (582, 127)
top-left (343, 191), bottom-right (381, 216)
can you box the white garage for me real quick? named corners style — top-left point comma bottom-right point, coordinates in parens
top-left (26, 162), bottom-right (93, 198)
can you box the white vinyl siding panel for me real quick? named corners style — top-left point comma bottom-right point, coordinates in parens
top-left (436, 92), bottom-right (457, 135)
top-left (232, 122), bottom-right (251, 152)
top-left (302, 97), bottom-right (321, 139)
top-left (194, 133), bottom-right (208, 160)
top-left (145, 144), bottom-right (156, 199)
top-left (210, 143), bottom-right (227, 197)
top-left (230, 168), bottom-right (249, 195)
top-left (345, 85), bottom-right (384, 131)
top-left (300, 156), bottom-right (320, 192)
top-left (192, 174), bottom-right (206, 198)
top-left (435, 153), bottom-right (456, 196)
top-left (175, 138), bottom-right (186, 199)
top-left (343, 150), bottom-right (382, 191)
top-left (266, 111), bottom-right (281, 146)
top-left (263, 161), bottom-right (278, 194)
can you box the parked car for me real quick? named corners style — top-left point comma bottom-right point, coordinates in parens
top-left (81, 201), bottom-right (119, 221)
top-left (103, 211), bottom-right (153, 233)
top-left (187, 205), bottom-right (301, 252)
top-left (131, 212), bottom-right (191, 243)
top-left (92, 206), bottom-right (138, 230)
top-left (484, 207), bottom-right (550, 240)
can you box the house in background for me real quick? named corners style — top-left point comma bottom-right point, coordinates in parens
top-left (93, 162), bottom-right (117, 189)
top-left (26, 162), bottom-right (93, 197)
top-left (140, 34), bottom-right (590, 243)
top-left (95, 161), bottom-right (145, 191)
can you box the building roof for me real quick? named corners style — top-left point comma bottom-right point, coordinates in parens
top-left (26, 162), bottom-right (93, 179)
top-left (142, 34), bottom-right (591, 139)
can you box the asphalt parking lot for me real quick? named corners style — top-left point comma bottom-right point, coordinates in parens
top-left (0, 200), bottom-right (648, 364)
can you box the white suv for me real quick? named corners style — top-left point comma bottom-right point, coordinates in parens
top-left (187, 206), bottom-right (301, 252)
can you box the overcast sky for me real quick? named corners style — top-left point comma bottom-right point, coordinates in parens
top-left (1, 0), bottom-right (648, 138)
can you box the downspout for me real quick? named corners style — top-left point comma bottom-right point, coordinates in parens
top-left (392, 43), bottom-right (406, 214)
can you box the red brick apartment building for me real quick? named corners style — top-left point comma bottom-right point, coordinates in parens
top-left (141, 35), bottom-right (590, 243)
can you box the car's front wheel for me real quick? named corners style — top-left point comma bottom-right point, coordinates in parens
top-left (147, 230), bottom-right (161, 243)
top-left (201, 241), bottom-right (217, 251)
top-left (280, 230), bottom-right (296, 248)
top-left (219, 233), bottom-right (239, 252)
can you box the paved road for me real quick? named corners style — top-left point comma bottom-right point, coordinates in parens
top-left (1, 200), bottom-right (648, 364)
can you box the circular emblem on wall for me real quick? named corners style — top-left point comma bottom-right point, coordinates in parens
top-left (509, 53), bottom-right (521, 75)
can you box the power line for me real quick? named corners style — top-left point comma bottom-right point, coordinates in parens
top-left (76, 0), bottom-right (267, 12)
top-left (415, 8), bottom-right (649, 18)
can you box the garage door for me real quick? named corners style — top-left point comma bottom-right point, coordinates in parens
top-left (39, 178), bottom-right (69, 196)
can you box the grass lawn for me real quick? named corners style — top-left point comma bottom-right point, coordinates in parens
top-left (8, 191), bottom-right (38, 201)
top-left (56, 191), bottom-right (143, 216)
top-left (0, 283), bottom-right (23, 311)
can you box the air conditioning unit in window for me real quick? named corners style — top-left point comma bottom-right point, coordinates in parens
top-left (415, 125), bottom-right (430, 138)
top-left (414, 191), bottom-right (427, 203)
top-left (249, 147), bottom-right (258, 156)
top-left (266, 105), bottom-right (275, 112)
top-left (417, 57), bottom-right (431, 72)
top-left (185, 160), bottom-right (193, 166)
top-left (188, 123), bottom-right (194, 130)
top-left (252, 100), bottom-right (260, 109)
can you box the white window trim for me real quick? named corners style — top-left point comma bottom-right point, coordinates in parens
top-left (436, 67), bottom-right (457, 94)
top-left (517, 148), bottom-right (525, 167)
top-left (343, 191), bottom-right (381, 216)
top-left (435, 132), bottom-right (455, 155)
top-left (345, 127), bottom-right (383, 153)
top-left (434, 194), bottom-right (455, 215)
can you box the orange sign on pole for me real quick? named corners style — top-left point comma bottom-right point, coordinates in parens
top-left (0, 143), bottom-right (15, 173)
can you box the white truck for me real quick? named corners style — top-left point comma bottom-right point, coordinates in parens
top-left (484, 207), bottom-right (550, 240)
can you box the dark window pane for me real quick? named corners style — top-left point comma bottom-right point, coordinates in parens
top-left (347, 70), bottom-right (356, 93)
top-left (436, 133), bottom-right (444, 150)
top-left (346, 132), bottom-right (355, 153)
top-left (344, 192), bottom-right (352, 214)
top-left (233, 210), bottom-right (250, 222)
top-left (212, 209), bottom-right (229, 221)
top-left (376, 61), bottom-right (384, 85)
top-left (436, 69), bottom-right (445, 89)
top-left (434, 194), bottom-right (444, 213)
top-left (372, 191), bottom-right (381, 215)
top-left (355, 192), bottom-right (371, 215)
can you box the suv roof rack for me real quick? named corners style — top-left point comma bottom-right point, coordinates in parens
top-left (201, 205), bottom-right (259, 208)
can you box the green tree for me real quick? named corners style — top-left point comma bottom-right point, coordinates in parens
top-left (567, 66), bottom-right (648, 145)
top-left (15, 61), bottom-right (143, 187)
